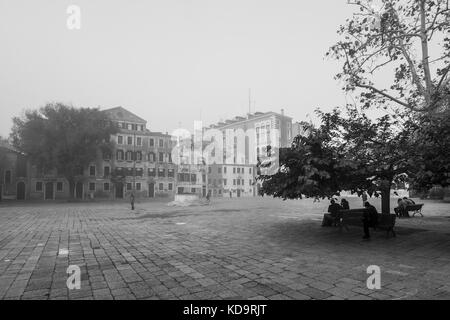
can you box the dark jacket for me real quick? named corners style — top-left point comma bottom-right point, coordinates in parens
top-left (364, 204), bottom-right (378, 226)
top-left (328, 203), bottom-right (342, 217)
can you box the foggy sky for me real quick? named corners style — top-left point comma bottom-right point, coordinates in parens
top-left (0, 0), bottom-right (355, 137)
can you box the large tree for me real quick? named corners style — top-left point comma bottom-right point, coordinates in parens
top-left (259, 106), bottom-right (413, 214)
top-left (328, 0), bottom-right (449, 113)
top-left (10, 103), bottom-right (118, 198)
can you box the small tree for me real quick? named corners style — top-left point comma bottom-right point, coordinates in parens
top-left (10, 103), bottom-right (118, 198)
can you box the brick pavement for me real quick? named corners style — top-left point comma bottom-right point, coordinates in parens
top-left (0, 197), bottom-right (449, 300)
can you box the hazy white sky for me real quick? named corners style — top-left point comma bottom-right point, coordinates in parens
top-left (0, 0), bottom-right (356, 137)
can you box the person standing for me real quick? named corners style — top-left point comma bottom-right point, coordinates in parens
top-left (362, 201), bottom-right (378, 240)
top-left (362, 192), bottom-right (368, 206)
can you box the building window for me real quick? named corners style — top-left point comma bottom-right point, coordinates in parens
top-left (233, 167), bottom-right (236, 174)
top-left (168, 183), bottom-right (173, 191)
top-left (104, 166), bottom-right (110, 177)
top-left (233, 179), bottom-right (236, 185)
top-left (127, 183), bottom-right (132, 191)
top-left (118, 136), bottom-right (123, 145)
top-left (127, 136), bottom-right (133, 145)
top-left (158, 168), bottom-right (165, 177)
top-left (191, 188), bottom-right (196, 193)
top-left (159, 139), bottom-right (164, 148)
top-left (168, 169), bottom-right (175, 178)
top-left (242, 179), bottom-right (245, 185)
top-left (149, 138), bottom-right (154, 147)
top-left (159, 183), bottom-right (164, 191)
top-left (126, 151), bottom-right (133, 161)
top-left (116, 150), bottom-right (124, 161)
top-left (224, 167), bottom-right (227, 174)
top-left (159, 152), bottom-right (164, 162)
top-left (4, 170), bottom-right (11, 184)
top-left (208, 167), bottom-right (211, 174)
top-left (136, 168), bottom-right (143, 177)
top-left (167, 153), bottom-right (172, 163)
top-left (89, 166), bottom-right (96, 176)
top-left (148, 152), bottom-right (155, 162)
top-left (249, 180), bottom-right (253, 186)
top-left (136, 151), bottom-right (142, 161)
top-left (136, 137), bottom-right (142, 146)
top-left (249, 168), bottom-right (252, 174)
top-left (237, 179), bottom-right (241, 185)
top-left (104, 183), bottom-right (110, 191)
top-left (36, 182), bottom-right (43, 192)
top-left (136, 183), bottom-right (141, 191)
top-left (191, 174), bottom-right (196, 183)
top-left (56, 182), bottom-right (63, 192)
top-left (103, 151), bottom-right (111, 160)
top-left (223, 179), bottom-right (227, 186)
top-left (218, 167), bottom-right (222, 174)
top-left (148, 168), bottom-right (156, 177)
top-left (127, 124), bottom-right (132, 130)
top-left (89, 183), bottom-right (96, 191)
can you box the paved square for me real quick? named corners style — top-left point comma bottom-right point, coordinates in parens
top-left (0, 197), bottom-right (449, 300)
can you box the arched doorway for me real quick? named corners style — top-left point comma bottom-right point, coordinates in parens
top-left (115, 183), bottom-right (124, 199)
top-left (16, 182), bottom-right (25, 200)
top-left (75, 182), bottom-right (83, 199)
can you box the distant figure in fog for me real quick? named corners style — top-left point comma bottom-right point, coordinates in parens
top-left (130, 193), bottom-right (135, 211)
top-left (340, 198), bottom-right (350, 210)
top-left (362, 192), bottom-right (368, 206)
top-left (206, 191), bottom-right (211, 202)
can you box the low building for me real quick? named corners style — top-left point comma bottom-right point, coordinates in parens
top-left (207, 163), bottom-right (256, 198)
top-left (0, 141), bottom-right (28, 201)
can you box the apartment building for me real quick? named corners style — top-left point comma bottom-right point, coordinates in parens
top-left (204, 110), bottom-right (292, 197)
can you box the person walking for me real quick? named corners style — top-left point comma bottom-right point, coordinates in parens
top-left (130, 193), bottom-right (135, 211)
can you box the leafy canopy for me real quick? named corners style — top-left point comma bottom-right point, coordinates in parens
top-left (10, 103), bottom-right (118, 182)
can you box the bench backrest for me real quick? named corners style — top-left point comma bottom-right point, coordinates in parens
top-left (340, 209), bottom-right (366, 220)
top-left (406, 204), bottom-right (423, 210)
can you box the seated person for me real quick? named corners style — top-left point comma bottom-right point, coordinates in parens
top-left (340, 198), bottom-right (350, 210)
top-left (394, 198), bottom-right (408, 217)
top-left (362, 201), bottom-right (379, 240)
top-left (403, 197), bottom-right (415, 205)
top-left (322, 199), bottom-right (342, 227)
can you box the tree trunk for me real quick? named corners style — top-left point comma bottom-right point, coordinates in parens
top-left (381, 187), bottom-right (391, 215)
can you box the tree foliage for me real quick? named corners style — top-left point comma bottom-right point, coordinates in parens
top-left (328, 0), bottom-right (450, 113)
top-left (10, 103), bottom-right (118, 196)
top-left (259, 106), bottom-right (413, 213)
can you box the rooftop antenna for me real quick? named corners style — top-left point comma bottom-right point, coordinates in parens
top-left (248, 88), bottom-right (252, 115)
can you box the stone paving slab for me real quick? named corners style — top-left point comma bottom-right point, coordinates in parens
top-left (0, 197), bottom-right (449, 300)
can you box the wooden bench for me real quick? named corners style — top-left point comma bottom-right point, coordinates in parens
top-left (323, 208), bottom-right (397, 238)
top-left (406, 204), bottom-right (424, 217)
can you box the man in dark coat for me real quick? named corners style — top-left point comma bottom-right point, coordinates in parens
top-left (363, 201), bottom-right (378, 239)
